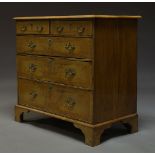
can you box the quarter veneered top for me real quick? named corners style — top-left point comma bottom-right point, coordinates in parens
top-left (13, 15), bottom-right (142, 20)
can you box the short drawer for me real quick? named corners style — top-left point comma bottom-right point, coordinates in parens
top-left (16, 36), bottom-right (93, 59)
top-left (16, 20), bottom-right (49, 34)
top-left (17, 55), bottom-right (93, 89)
top-left (51, 20), bottom-right (93, 37)
top-left (18, 78), bottom-right (93, 123)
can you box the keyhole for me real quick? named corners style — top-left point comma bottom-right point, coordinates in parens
top-left (30, 24), bottom-right (33, 30)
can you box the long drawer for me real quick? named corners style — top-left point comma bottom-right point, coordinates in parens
top-left (17, 55), bottom-right (93, 89)
top-left (16, 36), bottom-right (93, 59)
top-left (18, 78), bottom-right (93, 123)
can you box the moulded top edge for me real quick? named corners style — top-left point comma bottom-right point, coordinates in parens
top-left (13, 15), bottom-right (142, 20)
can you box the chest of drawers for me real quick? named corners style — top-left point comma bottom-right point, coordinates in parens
top-left (14, 15), bottom-right (141, 146)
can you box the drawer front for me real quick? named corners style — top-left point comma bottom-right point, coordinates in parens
top-left (16, 36), bottom-right (51, 55)
top-left (16, 36), bottom-right (93, 59)
top-left (16, 20), bottom-right (49, 34)
top-left (48, 37), bottom-right (93, 59)
top-left (51, 20), bottom-right (93, 36)
top-left (17, 55), bottom-right (47, 80)
top-left (47, 82), bottom-right (93, 123)
top-left (18, 79), bottom-right (47, 111)
top-left (18, 79), bottom-right (93, 123)
top-left (47, 57), bottom-right (92, 89)
top-left (17, 55), bottom-right (93, 89)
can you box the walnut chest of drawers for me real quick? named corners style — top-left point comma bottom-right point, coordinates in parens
top-left (14, 15), bottom-right (141, 146)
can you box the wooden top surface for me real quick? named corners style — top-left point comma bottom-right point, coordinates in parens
top-left (13, 15), bottom-right (142, 20)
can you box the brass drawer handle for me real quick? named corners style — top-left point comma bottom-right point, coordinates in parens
top-left (28, 41), bottom-right (36, 49)
top-left (65, 97), bottom-right (76, 108)
top-left (48, 39), bottom-right (52, 47)
top-left (77, 27), bottom-right (85, 34)
top-left (29, 64), bottom-right (37, 72)
top-left (29, 91), bottom-right (38, 100)
top-left (65, 42), bottom-right (75, 53)
top-left (36, 25), bottom-right (43, 32)
top-left (21, 25), bottom-right (27, 32)
top-left (57, 26), bottom-right (64, 33)
top-left (65, 68), bottom-right (76, 78)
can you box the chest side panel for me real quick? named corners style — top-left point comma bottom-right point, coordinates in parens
top-left (115, 19), bottom-right (137, 118)
top-left (93, 19), bottom-right (138, 123)
top-left (93, 19), bottom-right (118, 123)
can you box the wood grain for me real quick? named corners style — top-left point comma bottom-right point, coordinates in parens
top-left (17, 55), bottom-right (47, 81)
top-left (16, 20), bottom-right (49, 34)
top-left (18, 78), bottom-right (93, 123)
top-left (16, 36), bottom-right (93, 59)
top-left (17, 55), bottom-right (93, 89)
top-left (46, 80), bottom-right (93, 123)
top-left (51, 20), bottom-right (93, 36)
top-left (116, 19), bottom-right (137, 118)
top-left (18, 78), bottom-right (47, 111)
top-left (93, 18), bottom-right (138, 123)
top-left (93, 19), bottom-right (118, 123)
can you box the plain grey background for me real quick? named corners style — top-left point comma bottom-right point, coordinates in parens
top-left (0, 2), bottom-right (155, 152)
